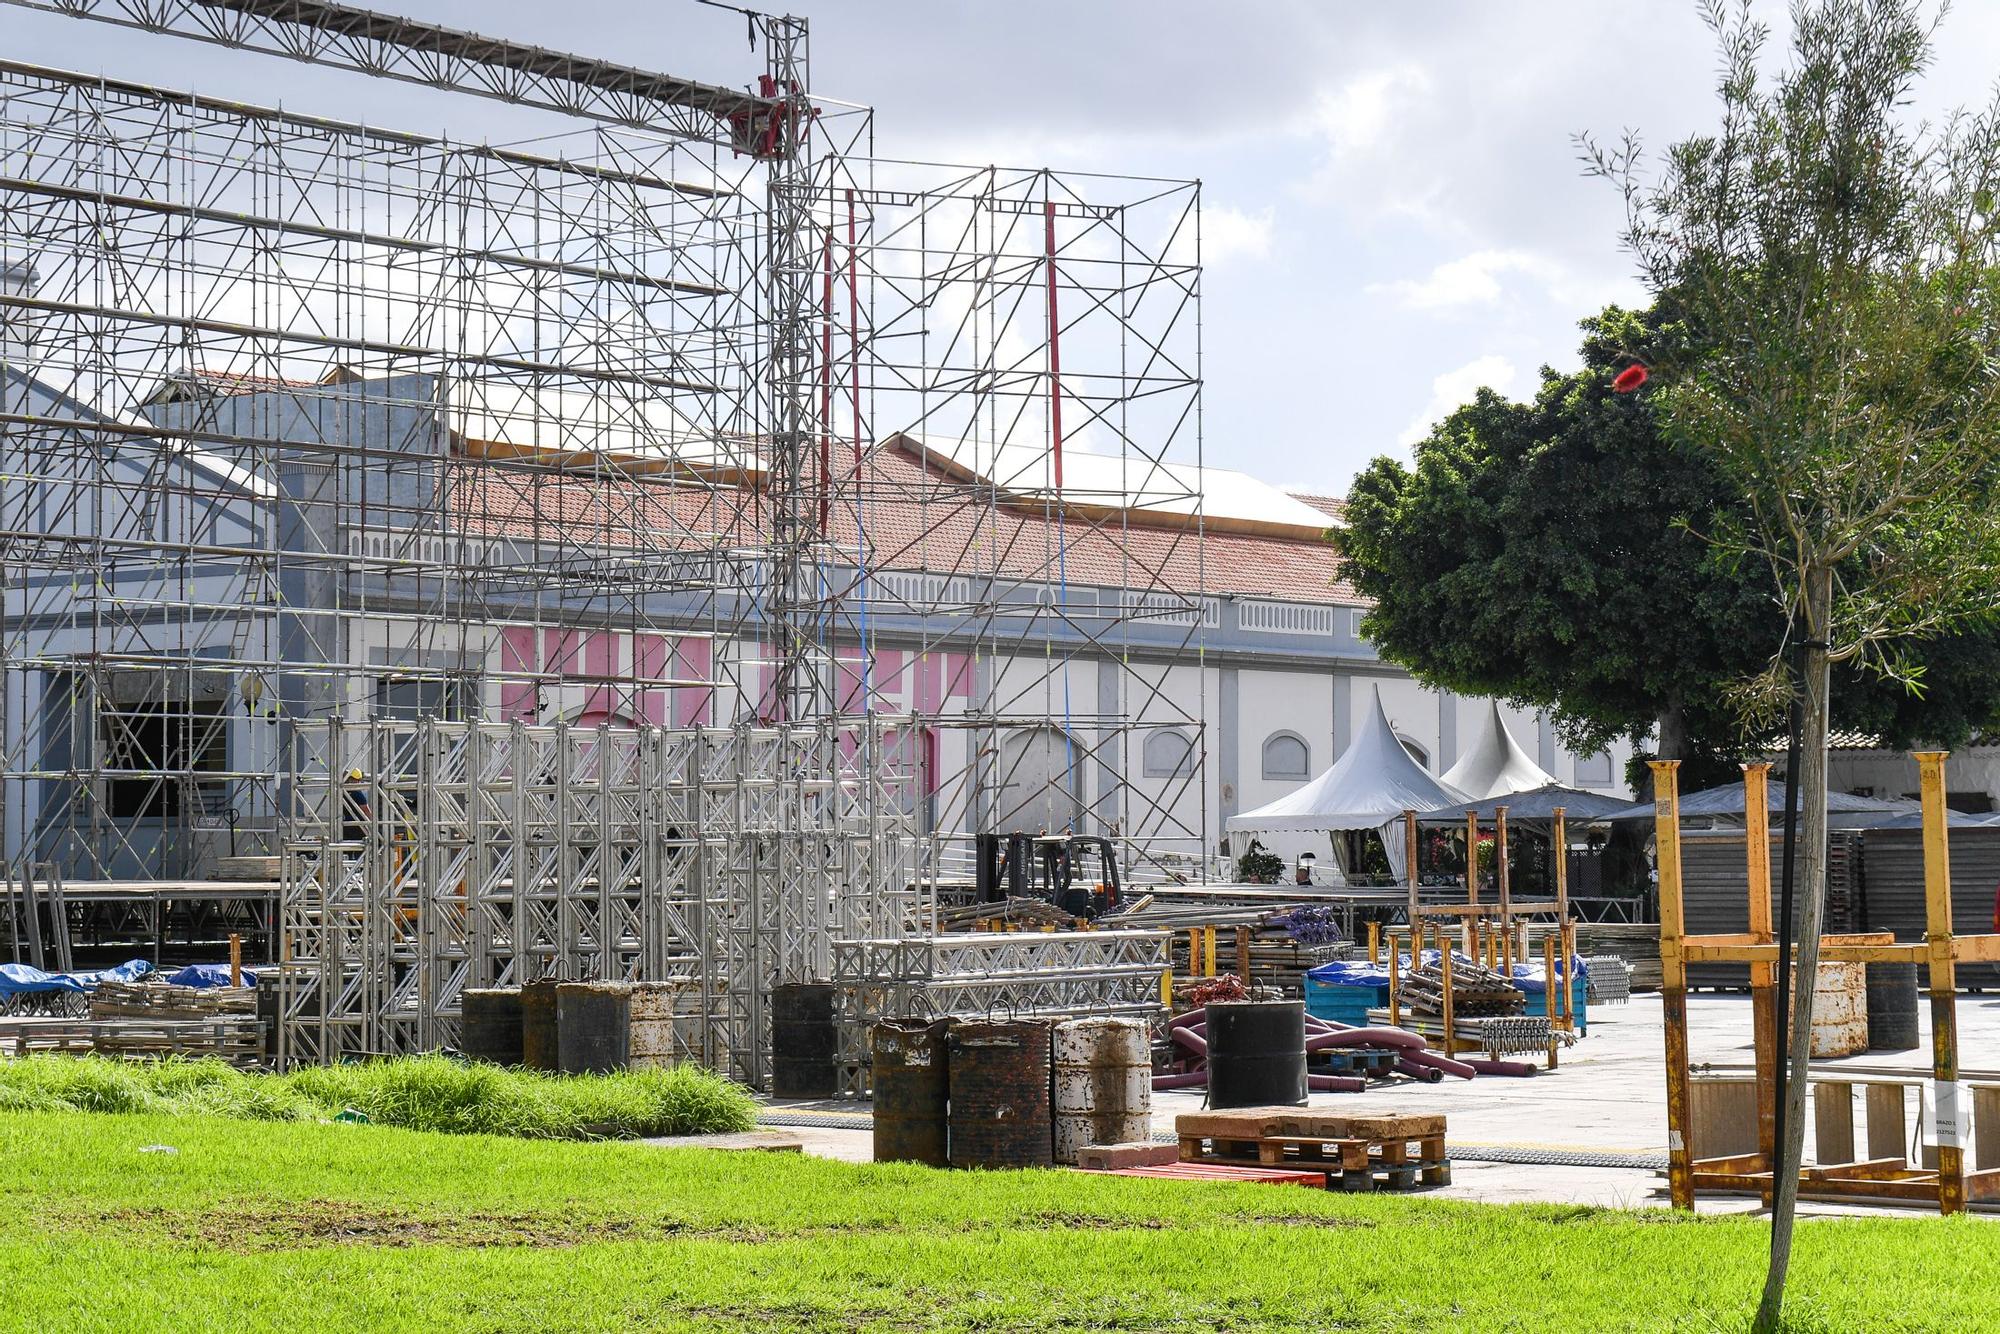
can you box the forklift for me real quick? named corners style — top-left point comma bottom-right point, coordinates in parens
top-left (975, 831), bottom-right (1122, 920)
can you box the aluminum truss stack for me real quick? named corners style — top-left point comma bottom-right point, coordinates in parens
top-left (829, 930), bottom-right (1169, 1093)
top-left (276, 717), bottom-right (914, 1083)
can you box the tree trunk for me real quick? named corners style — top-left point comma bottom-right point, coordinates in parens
top-left (1755, 566), bottom-right (1833, 1334)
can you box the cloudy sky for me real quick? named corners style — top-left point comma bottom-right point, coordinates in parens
top-left (11, 0), bottom-right (2000, 496)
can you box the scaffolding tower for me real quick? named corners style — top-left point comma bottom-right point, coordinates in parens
top-left (0, 0), bottom-right (1202, 1079)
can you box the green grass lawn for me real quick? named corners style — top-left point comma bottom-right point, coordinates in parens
top-left (1, 1110), bottom-right (1992, 1332)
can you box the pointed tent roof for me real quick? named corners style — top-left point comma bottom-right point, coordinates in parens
top-left (1227, 690), bottom-right (1467, 832)
top-left (1441, 702), bottom-right (1560, 800)
top-left (1417, 782), bottom-right (1635, 826)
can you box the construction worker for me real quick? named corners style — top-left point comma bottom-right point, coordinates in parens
top-left (340, 768), bottom-right (370, 843)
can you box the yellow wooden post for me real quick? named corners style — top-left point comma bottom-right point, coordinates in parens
top-left (1234, 924), bottom-right (1251, 982)
top-left (1496, 805), bottom-right (1512, 962)
top-left (1652, 759), bottom-right (1694, 1210)
top-left (228, 933), bottom-right (242, 989)
top-left (1543, 931), bottom-right (1560, 1068)
top-left (1440, 942), bottom-right (1457, 1059)
top-left (1916, 751), bottom-right (1965, 1216)
top-left (1388, 930), bottom-right (1402, 1027)
top-left (1742, 762), bottom-right (1778, 1173)
top-left (1203, 926), bottom-right (1218, 978)
top-left (1404, 807), bottom-right (1420, 945)
top-left (1553, 805), bottom-right (1569, 1027)
top-left (1160, 968), bottom-right (1173, 1009)
top-left (1368, 919), bottom-right (1381, 965)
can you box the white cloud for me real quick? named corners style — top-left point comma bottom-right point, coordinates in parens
top-left (1370, 249), bottom-right (1564, 311)
top-left (1204, 204), bottom-right (1274, 265)
top-left (1398, 355), bottom-right (1518, 446)
top-left (1309, 64), bottom-right (1432, 159)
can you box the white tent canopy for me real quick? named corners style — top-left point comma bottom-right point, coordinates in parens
top-left (1441, 702), bottom-right (1560, 800)
top-left (1227, 690), bottom-right (1467, 880)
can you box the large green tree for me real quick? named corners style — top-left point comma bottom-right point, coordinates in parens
top-left (1586, 1), bottom-right (2000, 1325)
top-left (1336, 305), bottom-right (2000, 792)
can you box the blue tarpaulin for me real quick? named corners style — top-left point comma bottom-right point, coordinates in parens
top-left (1307, 953), bottom-right (1588, 994)
top-left (164, 963), bottom-right (258, 989)
top-left (0, 958), bottom-right (153, 998)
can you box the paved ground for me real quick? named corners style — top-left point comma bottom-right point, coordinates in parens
top-left (737, 991), bottom-right (2000, 1215)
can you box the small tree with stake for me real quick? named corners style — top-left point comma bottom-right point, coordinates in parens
top-left (1584, 1), bottom-right (2000, 1328)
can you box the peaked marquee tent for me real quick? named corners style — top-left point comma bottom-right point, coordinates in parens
top-left (1227, 690), bottom-right (1467, 880)
top-left (1441, 702), bottom-right (1559, 800)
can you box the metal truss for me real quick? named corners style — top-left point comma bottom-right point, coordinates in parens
top-left (829, 929), bottom-right (1168, 1093)
top-left (2, 2), bottom-right (1208, 1083)
top-left (277, 716), bottom-right (914, 1085)
top-left (0, 0), bottom-right (769, 142)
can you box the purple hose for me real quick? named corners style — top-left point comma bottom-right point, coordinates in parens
top-left (1170, 1026), bottom-right (1208, 1056)
top-left (1152, 1071), bottom-right (1208, 1090)
top-left (1401, 1050), bottom-right (1477, 1080)
top-left (1307, 1026), bottom-right (1425, 1052)
top-left (1461, 1058), bottom-right (1537, 1077)
top-left (1394, 1059), bottom-right (1445, 1084)
top-left (1307, 1074), bottom-right (1366, 1093)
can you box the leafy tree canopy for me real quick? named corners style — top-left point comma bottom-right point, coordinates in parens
top-left (1334, 304), bottom-right (2000, 784)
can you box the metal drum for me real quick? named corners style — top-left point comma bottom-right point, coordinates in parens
top-left (1052, 1016), bottom-right (1151, 1164)
top-left (871, 1019), bottom-right (950, 1165)
top-left (1205, 1000), bottom-right (1306, 1108)
top-left (459, 987), bottom-right (524, 1065)
top-left (557, 981), bottom-right (633, 1074)
top-left (1796, 940), bottom-right (1873, 1059)
top-left (520, 979), bottom-right (561, 1072)
top-left (772, 983), bottom-right (839, 1099)
top-left (947, 1019), bottom-right (1053, 1169)
top-left (1865, 962), bottom-right (1921, 1052)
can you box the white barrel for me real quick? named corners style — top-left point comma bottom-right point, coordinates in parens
top-left (1052, 1016), bottom-right (1152, 1164)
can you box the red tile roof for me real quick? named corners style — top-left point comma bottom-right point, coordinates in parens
top-left (449, 441), bottom-right (1364, 606)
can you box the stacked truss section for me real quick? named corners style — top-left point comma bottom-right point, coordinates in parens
top-left (277, 717), bottom-right (913, 1083)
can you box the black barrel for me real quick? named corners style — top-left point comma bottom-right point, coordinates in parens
top-left (460, 988), bottom-right (524, 1065)
top-left (520, 979), bottom-right (561, 1071)
top-left (948, 1019), bottom-right (1053, 1169)
top-left (1205, 1000), bottom-right (1306, 1108)
top-left (557, 981), bottom-right (633, 1074)
top-left (772, 982), bottom-right (839, 1099)
top-left (1866, 962), bottom-right (1921, 1052)
top-left (871, 1019), bottom-right (951, 1165)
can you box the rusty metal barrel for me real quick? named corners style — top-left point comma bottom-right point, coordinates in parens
top-left (520, 979), bottom-right (561, 1071)
top-left (772, 983), bottom-right (839, 1099)
top-left (1051, 1016), bottom-right (1151, 1164)
top-left (1795, 939), bottom-right (1877, 1059)
top-left (1865, 962), bottom-right (1920, 1052)
top-left (459, 987), bottom-right (524, 1065)
top-left (1205, 1000), bottom-right (1306, 1108)
top-left (947, 1019), bottom-right (1052, 1169)
top-left (871, 1019), bottom-right (951, 1165)
top-left (557, 981), bottom-right (633, 1075)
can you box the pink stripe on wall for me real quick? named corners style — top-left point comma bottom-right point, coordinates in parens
top-left (874, 648), bottom-right (906, 710)
top-left (675, 637), bottom-right (713, 727)
top-left (500, 626), bottom-right (539, 722)
top-left (632, 634), bottom-right (669, 725)
top-left (578, 631), bottom-right (617, 722)
top-left (943, 651), bottom-right (974, 702)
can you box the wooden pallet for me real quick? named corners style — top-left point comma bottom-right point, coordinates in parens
top-left (1308, 1048), bottom-right (1400, 1078)
top-left (1175, 1107), bottom-right (1450, 1192)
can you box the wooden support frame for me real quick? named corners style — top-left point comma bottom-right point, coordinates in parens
top-left (1659, 750), bottom-right (1990, 1214)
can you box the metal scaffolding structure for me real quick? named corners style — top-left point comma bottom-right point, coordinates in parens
top-left (0, 0), bottom-right (1202, 1078)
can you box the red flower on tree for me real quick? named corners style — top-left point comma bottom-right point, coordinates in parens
top-left (1612, 364), bottom-right (1649, 393)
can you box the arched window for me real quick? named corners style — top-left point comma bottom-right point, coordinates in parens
top-left (1398, 736), bottom-right (1430, 769)
top-left (1261, 731), bottom-right (1310, 781)
top-left (1575, 750), bottom-right (1614, 787)
top-left (1143, 729), bottom-right (1195, 778)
